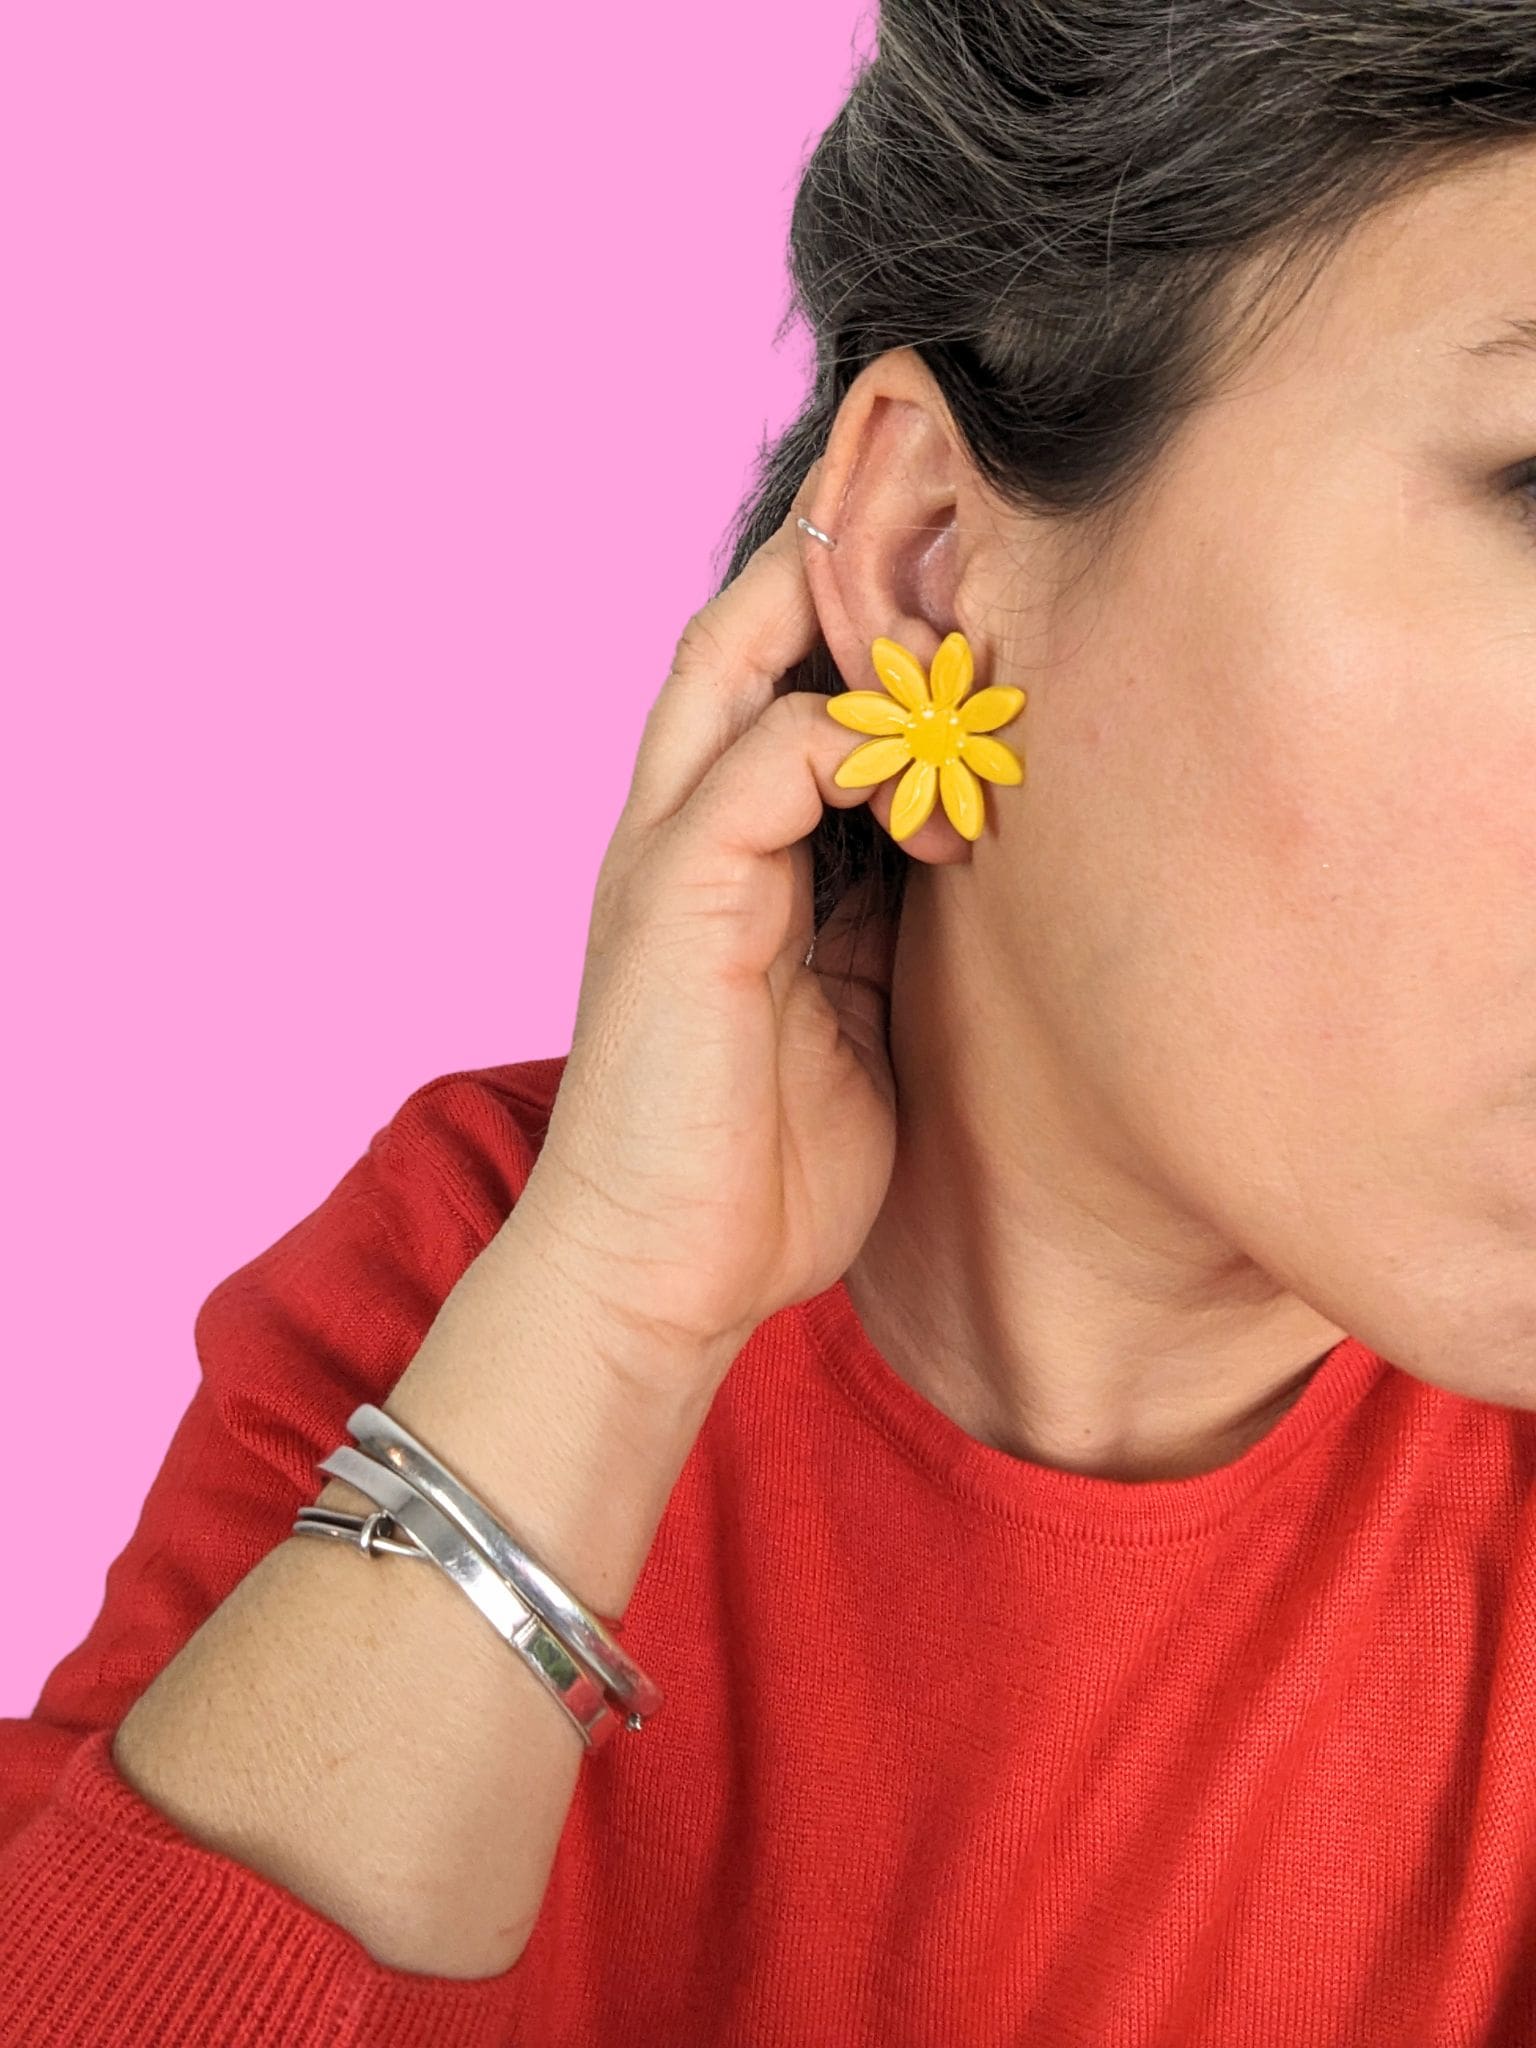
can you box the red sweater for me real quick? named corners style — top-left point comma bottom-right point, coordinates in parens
top-left (3, 1057), bottom-right (1535, 2047)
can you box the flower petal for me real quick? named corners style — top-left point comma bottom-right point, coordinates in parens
top-left (939, 758), bottom-right (985, 840)
top-left (929, 633), bottom-right (974, 712)
top-left (956, 685), bottom-right (1025, 734)
top-left (870, 637), bottom-right (931, 715)
top-left (889, 758), bottom-right (938, 842)
top-left (832, 734), bottom-right (913, 789)
top-left (959, 733), bottom-right (1024, 785)
top-left (825, 691), bottom-right (911, 737)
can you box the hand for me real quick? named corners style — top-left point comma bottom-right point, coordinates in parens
top-left (508, 462), bottom-right (901, 1393)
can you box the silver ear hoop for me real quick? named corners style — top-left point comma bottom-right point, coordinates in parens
top-left (796, 512), bottom-right (836, 968)
top-left (797, 517), bottom-right (838, 550)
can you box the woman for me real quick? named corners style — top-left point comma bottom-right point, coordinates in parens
top-left (5, 4), bottom-right (1536, 2042)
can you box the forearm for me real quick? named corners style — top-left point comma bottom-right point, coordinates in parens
top-left (110, 1214), bottom-right (728, 1982)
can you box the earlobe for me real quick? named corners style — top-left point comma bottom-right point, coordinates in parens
top-left (825, 630), bottom-right (1027, 852)
top-left (794, 354), bottom-right (1019, 862)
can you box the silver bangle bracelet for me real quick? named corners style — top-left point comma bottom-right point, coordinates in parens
top-left (343, 1402), bottom-right (662, 1734)
top-left (292, 1502), bottom-right (423, 1561)
top-left (294, 1442), bottom-right (625, 1751)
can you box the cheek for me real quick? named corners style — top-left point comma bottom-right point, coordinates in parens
top-left (1027, 517), bottom-right (1536, 1157)
top-left (1196, 688), bottom-right (1536, 1171)
top-left (1051, 688), bottom-right (1455, 1174)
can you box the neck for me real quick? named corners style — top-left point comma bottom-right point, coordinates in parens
top-left (842, 874), bottom-right (1348, 1482)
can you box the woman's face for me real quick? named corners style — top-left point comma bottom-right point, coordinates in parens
top-left (978, 143), bottom-right (1536, 1407)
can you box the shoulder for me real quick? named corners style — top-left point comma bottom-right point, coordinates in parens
top-left (193, 1053), bottom-right (572, 1365)
top-left (362, 1052), bottom-right (572, 1252)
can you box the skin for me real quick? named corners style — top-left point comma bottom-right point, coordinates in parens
top-left (798, 143), bottom-right (1536, 1481)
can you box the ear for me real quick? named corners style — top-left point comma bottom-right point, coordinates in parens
top-left (799, 347), bottom-right (1000, 866)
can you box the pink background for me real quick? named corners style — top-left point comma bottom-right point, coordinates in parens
top-left (1, 2), bottom-right (876, 1714)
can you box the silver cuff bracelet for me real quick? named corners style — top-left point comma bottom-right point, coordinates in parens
top-left (291, 1400), bottom-right (662, 1750)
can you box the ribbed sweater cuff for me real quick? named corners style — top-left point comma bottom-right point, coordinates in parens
top-left (0, 1727), bottom-right (529, 2048)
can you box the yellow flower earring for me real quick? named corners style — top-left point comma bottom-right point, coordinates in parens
top-left (825, 632), bottom-right (1026, 843)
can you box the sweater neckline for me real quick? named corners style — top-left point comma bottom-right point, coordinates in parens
top-left (795, 1277), bottom-right (1390, 1544)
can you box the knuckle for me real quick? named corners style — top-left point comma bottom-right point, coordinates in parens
top-left (673, 605), bottom-right (729, 676)
top-left (591, 827), bottom-right (650, 925)
top-left (590, 848), bottom-right (626, 919)
top-left (759, 685), bottom-right (816, 738)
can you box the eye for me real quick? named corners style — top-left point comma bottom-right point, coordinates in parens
top-left (1509, 455), bottom-right (1536, 530)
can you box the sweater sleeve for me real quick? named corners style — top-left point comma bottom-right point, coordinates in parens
top-left (0, 1064), bottom-right (570, 2048)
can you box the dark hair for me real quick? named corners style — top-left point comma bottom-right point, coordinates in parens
top-left (712, 0), bottom-right (1536, 946)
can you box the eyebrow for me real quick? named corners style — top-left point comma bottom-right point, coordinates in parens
top-left (1454, 315), bottom-right (1536, 362)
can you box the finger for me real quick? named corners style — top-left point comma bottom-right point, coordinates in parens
top-left (674, 688), bottom-right (889, 869)
top-left (807, 871), bottom-right (899, 1038)
top-left (769, 812), bottom-right (900, 1019)
top-left (644, 691), bottom-right (888, 981)
top-left (779, 871), bottom-right (899, 1100)
top-left (621, 461), bottom-right (829, 833)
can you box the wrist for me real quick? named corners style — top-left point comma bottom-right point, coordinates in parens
top-left (346, 1219), bottom-right (734, 1622)
top-left (486, 1194), bottom-right (751, 1401)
